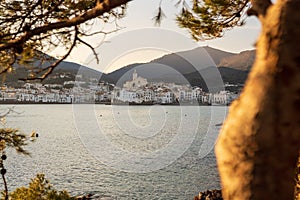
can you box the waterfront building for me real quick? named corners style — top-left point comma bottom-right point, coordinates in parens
top-left (212, 91), bottom-right (228, 105)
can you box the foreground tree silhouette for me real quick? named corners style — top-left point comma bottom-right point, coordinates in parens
top-left (0, 107), bottom-right (37, 200)
top-left (0, 0), bottom-right (130, 80)
top-left (178, 0), bottom-right (300, 199)
top-left (2, 174), bottom-right (74, 200)
top-left (0, 128), bottom-right (28, 200)
top-left (0, 1), bottom-right (130, 199)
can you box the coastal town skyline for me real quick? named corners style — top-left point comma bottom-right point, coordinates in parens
top-left (0, 69), bottom-right (239, 105)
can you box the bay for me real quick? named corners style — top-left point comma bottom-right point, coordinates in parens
top-left (1, 105), bottom-right (227, 199)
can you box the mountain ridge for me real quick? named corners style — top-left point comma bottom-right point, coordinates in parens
top-left (1, 46), bottom-right (255, 91)
top-left (106, 46), bottom-right (255, 87)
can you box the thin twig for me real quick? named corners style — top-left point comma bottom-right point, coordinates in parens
top-left (76, 37), bottom-right (100, 64)
top-left (15, 0), bottom-right (44, 39)
top-left (79, 28), bottom-right (121, 37)
top-left (2, 173), bottom-right (8, 200)
top-left (19, 27), bottom-right (79, 81)
top-left (0, 161), bottom-right (8, 200)
top-left (0, 0), bottom-right (132, 51)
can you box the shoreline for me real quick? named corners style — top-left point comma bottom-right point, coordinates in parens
top-left (0, 100), bottom-right (228, 106)
top-left (74, 189), bottom-right (223, 200)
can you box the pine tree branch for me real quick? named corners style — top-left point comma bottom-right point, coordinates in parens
top-left (76, 37), bottom-right (100, 64)
top-left (0, 0), bottom-right (131, 51)
top-left (19, 27), bottom-right (79, 81)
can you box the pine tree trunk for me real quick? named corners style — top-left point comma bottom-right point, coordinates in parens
top-left (295, 155), bottom-right (300, 199)
top-left (215, 0), bottom-right (300, 199)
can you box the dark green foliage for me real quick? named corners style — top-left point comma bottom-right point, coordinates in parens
top-left (1, 174), bottom-right (75, 200)
top-left (0, 128), bottom-right (29, 155)
top-left (0, 155), bottom-right (6, 160)
top-left (177, 0), bottom-right (249, 40)
top-left (0, 108), bottom-right (36, 200)
top-left (0, 0), bottom-right (128, 79)
top-left (0, 110), bottom-right (74, 200)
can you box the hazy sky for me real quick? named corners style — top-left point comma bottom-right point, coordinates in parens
top-left (51, 0), bottom-right (261, 73)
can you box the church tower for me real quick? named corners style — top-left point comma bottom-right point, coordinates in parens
top-left (132, 69), bottom-right (138, 80)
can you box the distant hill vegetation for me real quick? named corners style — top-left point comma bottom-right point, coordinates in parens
top-left (1, 47), bottom-right (255, 92)
top-left (218, 50), bottom-right (255, 70)
top-left (0, 52), bottom-right (110, 87)
top-left (106, 46), bottom-right (255, 91)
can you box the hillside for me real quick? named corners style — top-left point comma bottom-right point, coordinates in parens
top-left (0, 52), bottom-right (110, 87)
top-left (1, 46), bottom-right (255, 92)
top-left (202, 46), bottom-right (236, 65)
top-left (106, 46), bottom-right (255, 91)
top-left (218, 50), bottom-right (256, 70)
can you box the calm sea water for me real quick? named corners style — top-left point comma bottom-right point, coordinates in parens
top-left (1, 105), bottom-right (227, 199)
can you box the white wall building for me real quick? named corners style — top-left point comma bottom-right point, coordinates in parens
top-left (143, 89), bottom-right (154, 102)
top-left (118, 89), bottom-right (142, 103)
top-left (212, 91), bottom-right (228, 105)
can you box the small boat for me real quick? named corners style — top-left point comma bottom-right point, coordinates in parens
top-left (215, 123), bottom-right (223, 127)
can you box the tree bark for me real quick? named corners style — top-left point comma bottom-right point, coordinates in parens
top-left (215, 0), bottom-right (300, 199)
top-left (296, 155), bottom-right (300, 199)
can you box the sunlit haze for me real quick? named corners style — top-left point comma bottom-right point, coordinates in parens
top-left (50, 0), bottom-right (260, 73)
top-left (103, 49), bottom-right (168, 73)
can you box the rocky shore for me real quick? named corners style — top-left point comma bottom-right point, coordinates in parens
top-left (194, 190), bottom-right (223, 200)
top-left (75, 194), bottom-right (115, 200)
top-left (75, 191), bottom-right (223, 200)
top-left (75, 190), bottom-right (224, 200)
